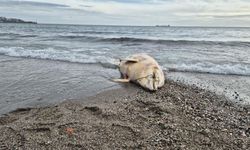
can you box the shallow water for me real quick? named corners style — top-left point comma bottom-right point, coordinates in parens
top-left (0, 55), bottom-right (120, 114)
top-left (168, 72), bottom-right (250, 105)
top-left (0, 24), bottom-right (250, 114)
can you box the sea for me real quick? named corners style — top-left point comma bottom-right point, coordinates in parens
top-left (0, 23), bottom-right (250, 114)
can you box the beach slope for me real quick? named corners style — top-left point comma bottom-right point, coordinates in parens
top-left (0, 80), bottom-right (249, 149)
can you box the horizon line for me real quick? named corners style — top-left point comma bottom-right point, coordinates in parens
top-left (1, 22), bottom-right (250, 28)
top-left (30, 22), bottom-right (250, 28)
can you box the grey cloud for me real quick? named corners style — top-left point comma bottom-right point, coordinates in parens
top-left (0, 0), bottom-right (250, 26)
top-left (213, 15), bottom-right (250, 18)
top-left (0, 0), bottom-right (69, 8)
top-left (79, 5), bottom-right (93, 8)
top-left (85, 0), bottom-right (168, 4)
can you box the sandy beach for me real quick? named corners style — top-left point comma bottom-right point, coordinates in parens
top-left (1, 1), bottom-right (250, 149)
top-left (0, 79), bottom-right (249, 149)
top-left (0, 24), bottom-right (250, 149)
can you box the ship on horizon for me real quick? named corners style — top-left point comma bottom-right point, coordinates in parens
top-left (155, 25), bottom-right (170, 27)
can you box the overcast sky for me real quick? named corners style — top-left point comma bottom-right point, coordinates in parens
top-left (1, 0), bottom-right (250, 26)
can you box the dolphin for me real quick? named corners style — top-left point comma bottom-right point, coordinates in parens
top-left (113, 54), bottom-right (165, 91)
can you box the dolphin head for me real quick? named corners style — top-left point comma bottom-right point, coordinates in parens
top-left (137, 67), bottom-right (165, 91)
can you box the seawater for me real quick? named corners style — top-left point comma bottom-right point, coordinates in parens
top-left (0, 24), bottom-right (250, 114)
top-left (1, 24), bottom-right (250, 75)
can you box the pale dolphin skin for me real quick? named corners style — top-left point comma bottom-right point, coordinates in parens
top-left (113, 54), bottom-right (165, 91)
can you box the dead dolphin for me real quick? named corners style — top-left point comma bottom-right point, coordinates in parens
top-left (113, 54), bottom-right (165, 91)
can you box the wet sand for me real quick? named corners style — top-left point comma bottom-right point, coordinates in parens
top-left (0, 55), bottom-right (120, 115)
top-left (168, 72), bottom-right (250, 104)
top-left (0, 80), bottom-right (249, 149)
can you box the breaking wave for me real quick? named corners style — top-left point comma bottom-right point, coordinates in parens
top-left (1, 47), bottom-right (250, 76)
top-left (0, 47), bottom-right (117, 68)
top-left (0, 32), bottom-right (37, 38)
top-left (55, 35), bottom-right (250, 46)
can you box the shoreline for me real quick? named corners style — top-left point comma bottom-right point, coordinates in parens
top-left (1, 55), bottom-right (249, 116)
top-left (0, 55), bottom-right (121, 115)
top-left (0, 79), bottom-right (249, 149)
top-left (167, 72), bottom-right (250, 105)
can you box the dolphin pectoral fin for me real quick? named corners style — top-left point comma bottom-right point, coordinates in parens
top-left (112, 79), bottom-right (130, 83)
top-left (122, 58), bottom-right (139, 63)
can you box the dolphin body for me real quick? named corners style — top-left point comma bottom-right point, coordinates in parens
top-left (113, 54), bottom-right (165, 91)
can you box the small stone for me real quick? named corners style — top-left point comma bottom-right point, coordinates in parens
top-left (241, 131), bottom-right (247, 137)
top-left (222, 129), bottom-right (227, 132)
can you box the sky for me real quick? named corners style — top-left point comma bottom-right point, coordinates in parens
top-left (0, 0), bottom-right (250, 26)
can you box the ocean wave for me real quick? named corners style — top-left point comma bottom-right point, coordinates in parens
top-left (71, 31), bottom-right (117, 34)
top-left (0, 33), bottom-right (20, 36)
top-left (1, 47), bottom-right (250, 76)
top-left (55, 35), bottom-right (250, 46)
top-left (99, 37), bottom-right (250, 46)
top-left (0, 47), bottom-right (117, 68)
top-left (166, 62), bottom-right (250, 76)
top-left (0, 32), bottom-right (37, 38)
top-left (3, 31), bottom-right (249, 46)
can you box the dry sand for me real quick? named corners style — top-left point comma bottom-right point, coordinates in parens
top-left (0, 80), bottom-right (249, 149)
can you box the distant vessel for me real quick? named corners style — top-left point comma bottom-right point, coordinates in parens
top-left (155, 25), bottom-right (170, 27)
top-left (0, 17), bottom-right (37, 24)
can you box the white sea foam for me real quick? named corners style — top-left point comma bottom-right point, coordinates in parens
top-left (1, 47), bottom-right (250, 76)
top-left (0, 47), bottom-right (116, 66)
top-left (165, 62), bottom-right (250, 76)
